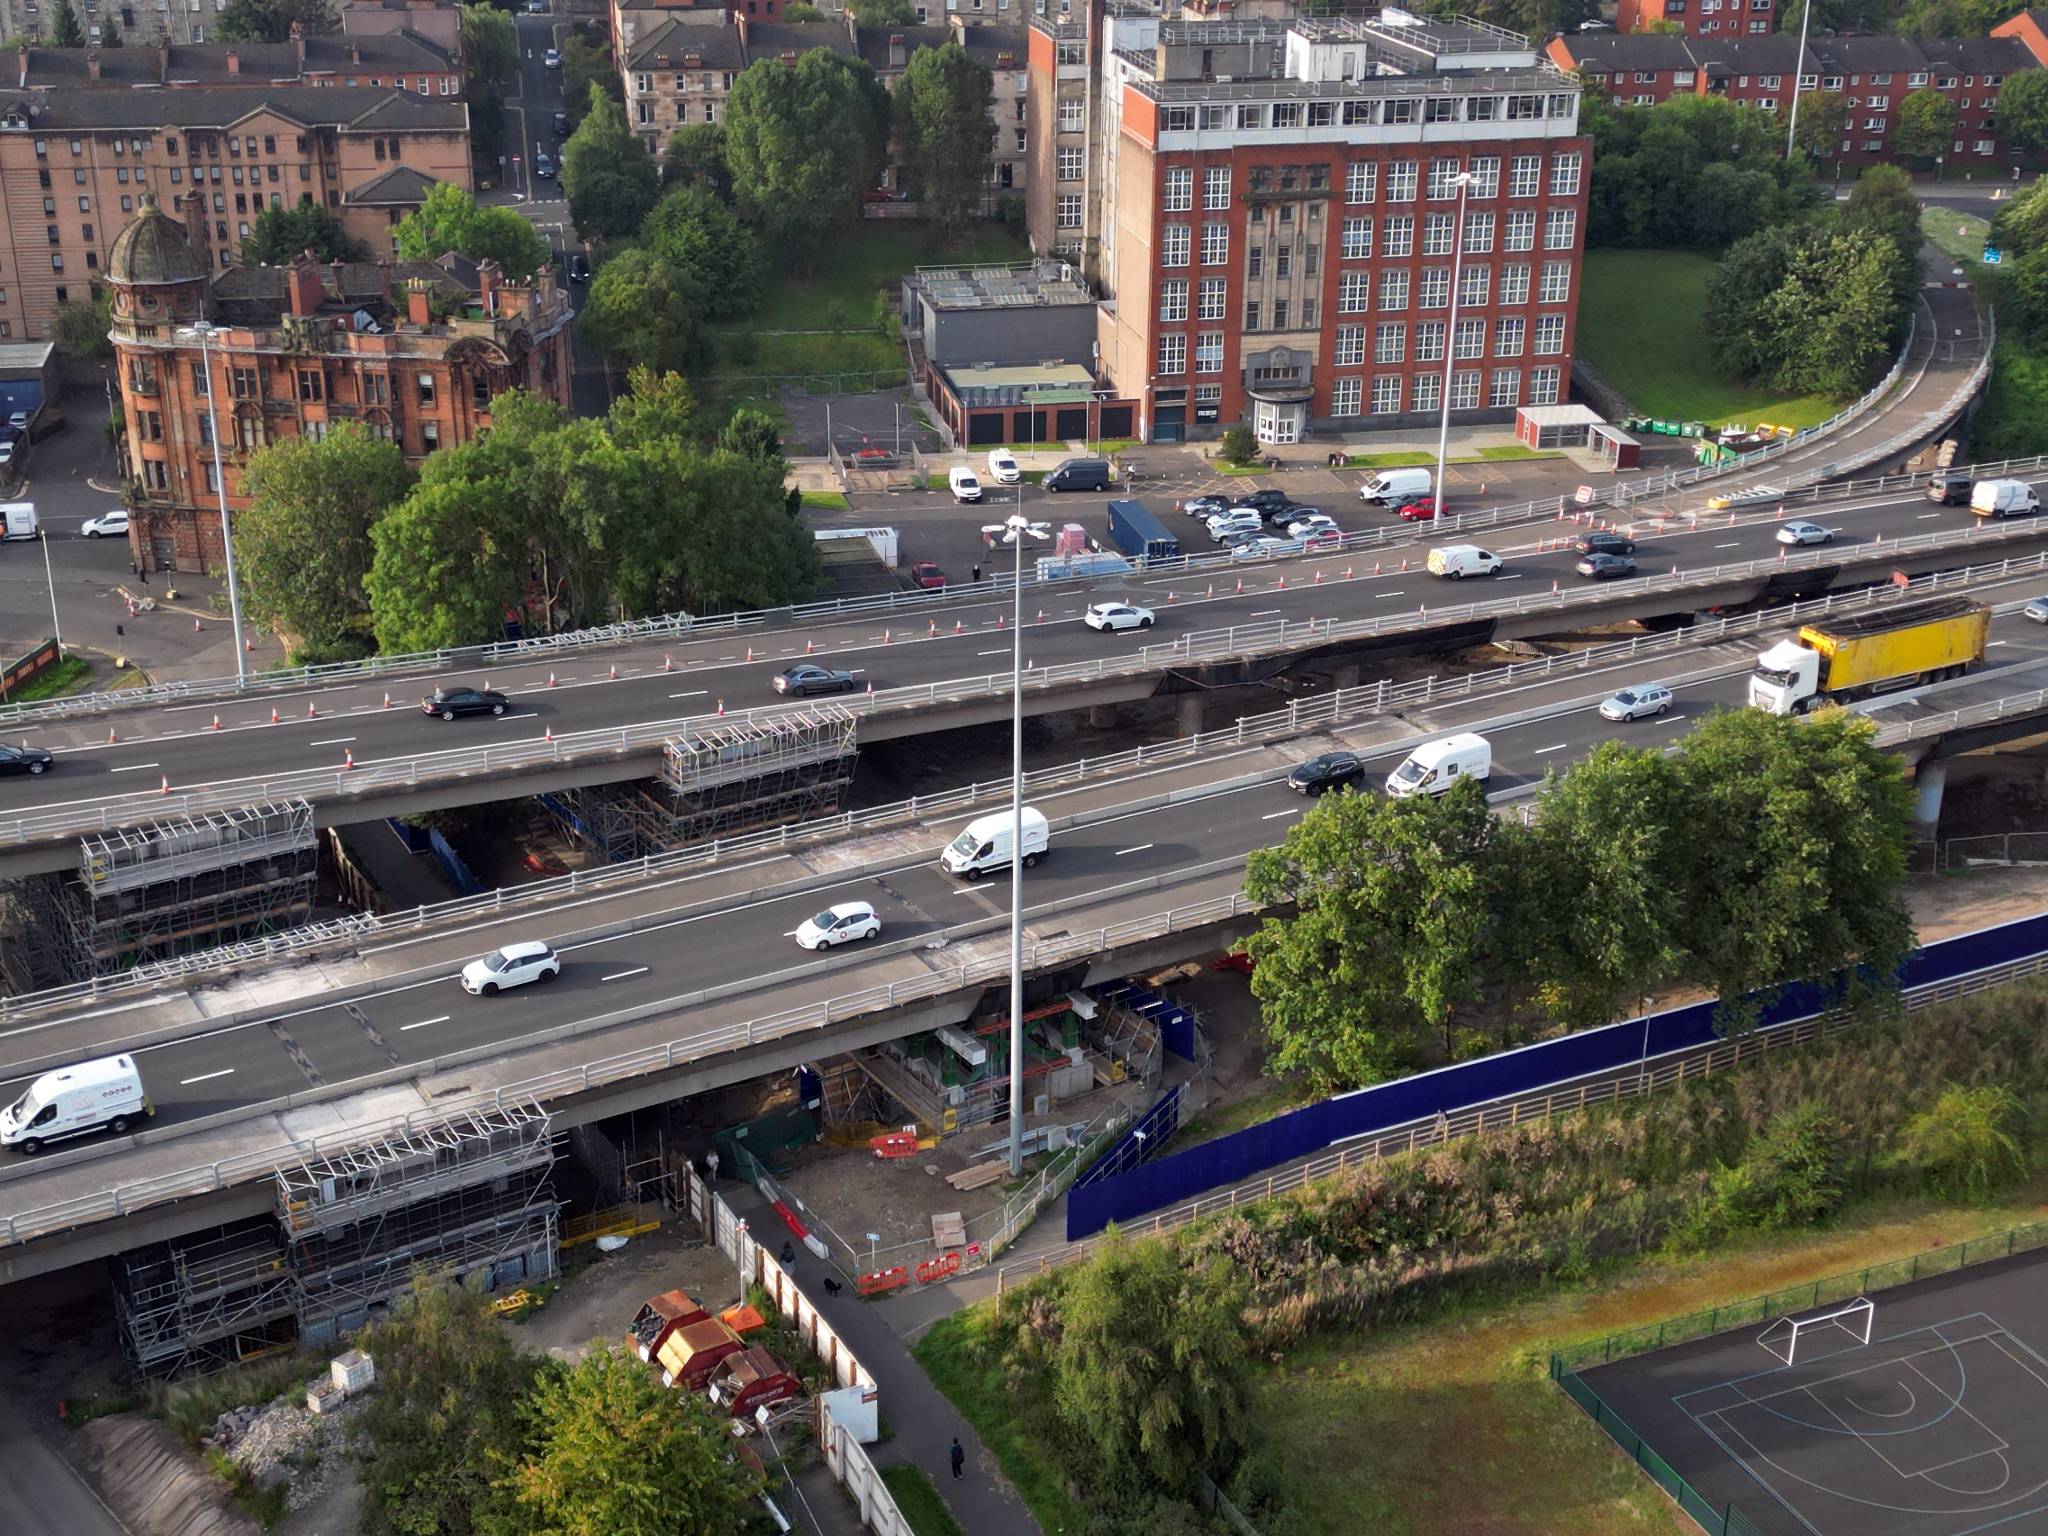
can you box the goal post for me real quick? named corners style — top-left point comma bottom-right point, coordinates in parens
top-left (1757, 1297), bottom-right (1875, 1366)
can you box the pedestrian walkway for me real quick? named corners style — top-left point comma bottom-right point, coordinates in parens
top-left (723, 1183), bottom-right (1046, 1536)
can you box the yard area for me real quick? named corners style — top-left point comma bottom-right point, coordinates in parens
top-left (1577, 249), bottom-right (1842, 431)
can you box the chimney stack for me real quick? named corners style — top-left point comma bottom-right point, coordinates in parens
top-left (888, 32), bottom-right (906, 69)
top-left (287, 256), bottom-right (325, 317)
top-left (225, 48), bottom-right (239, 75)
top-left (15, 44), bottom-right (27, 86)
top-left (406, 278), bottom-right (432, 326)
top-left (477, 258), bottom-right (501, 315)
top-left (86, 48), bottom-right (100, 80)
top-left (289, 21), bottom-right (306, 67)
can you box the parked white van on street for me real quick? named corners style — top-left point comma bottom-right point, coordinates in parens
top-left (1, 1054), bottom-right (151, 1155)
top-left (1360, 468), bottom-right (1433, 505)
top-left (949, 465), bottom-right (985, 503)
top-left (986, 448), bottom-right (1022, 484)
top-left (940, 807), bottom-right (1050, 878)
top-left (1384, 733), bottom-right (1492, 799)
top-left (1426, 544), bottom-right (1501, 580)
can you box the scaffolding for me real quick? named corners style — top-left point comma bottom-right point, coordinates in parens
top-left (0, 870), bottom-right (85, 993)
top-left (113, 1220), bottom-right (300, 1377)
top-left (53, 801), bottom-right (318, 977)
top-left (659, 707), bottom-right (859, 844)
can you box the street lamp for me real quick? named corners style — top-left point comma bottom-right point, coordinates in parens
top-left (176, 322), bottom-right (248, 684)
top-left (997, 509), bottom-right (1049, 1176)
top-left (1430, 171), bottom-right (1475, 527)
top-left (1784, 0), bottom-right (1814, 162)
top-left (37, 524), bottom-right (61, 658)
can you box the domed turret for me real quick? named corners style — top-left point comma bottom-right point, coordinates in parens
top-left (107, 193), bottom-right (207, 288)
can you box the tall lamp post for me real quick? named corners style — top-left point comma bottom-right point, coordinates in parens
top-left (1430, 171), bottom-right (1475, 523)
top-left (998, 508), bottom-right (1049, 1175)
top-left (176, 322), bottom-right (248, 684)
top-left (1784, 0), bottom-right (1814, 161)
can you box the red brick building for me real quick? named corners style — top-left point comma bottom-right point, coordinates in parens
top-left (1030, 9), bottom-right (1590, 444)
top-left (1616, 0), bottom-right (1776, 40)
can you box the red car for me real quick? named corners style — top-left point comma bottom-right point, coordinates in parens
top-left (1396, 497), bottom-right (1443, 522)
top-left (910, 560), bottom-right (946, 590)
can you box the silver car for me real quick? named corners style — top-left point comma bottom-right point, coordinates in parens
top-left (1598, 683), bottom-right (1673, 721)
top-left (2025, 597), bottom-right (2048, 624)
top-left (1776, 520), bottom-right (1833, 547)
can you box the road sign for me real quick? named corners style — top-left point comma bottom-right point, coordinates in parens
top-left (1983, 246), bottom-right (2004, 265)
top-left (1574, 484), bottom-right (1595, 506)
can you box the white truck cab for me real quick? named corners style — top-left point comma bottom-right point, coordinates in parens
top-left (1385, 733), bottom-right (1492, 799)
top-left (940, 807), bottom-right (1049, 879)
top-left (1, 1054), bottom-right (151, 1154)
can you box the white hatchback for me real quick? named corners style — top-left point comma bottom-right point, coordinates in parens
top-left (460, 940), bottom-right (560, 995)
top-left (795, 901), bottom-right (882, 950)
top-left (82, 509), bottom-right (129, 539)
top-left (1084, 601), bottom-right (1156, 632)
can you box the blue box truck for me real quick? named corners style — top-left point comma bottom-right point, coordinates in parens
top-left (1105, 499), bottom-right (1181, 563)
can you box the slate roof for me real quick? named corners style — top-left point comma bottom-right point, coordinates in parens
top-left (0, 84), bottom-right (466, 130)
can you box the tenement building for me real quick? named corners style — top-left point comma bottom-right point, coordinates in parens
top-left (1028, 5), bottom-right (1589, 443)
top-left (106, 194), bottom-right (572, 571)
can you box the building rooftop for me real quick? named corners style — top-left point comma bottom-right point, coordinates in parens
top-left (910, 261), bottom-right (1094, 310)
top-left (343, 164), bottom-right (442, 205)
top-left (625, 15), bottom-right (747, 69)
top-left (107, 193), bottom-right (209, 286)
top-left (0, 340), bottom-right (57, 373)
top-left (1560, 29), bottom-right (2034, 79)
top-left (0, 84), bottom-right (468, 131)
top-left (942, 361), bottom-right (1097, 402)
top-left (14, 30), bottom-right (454, 88)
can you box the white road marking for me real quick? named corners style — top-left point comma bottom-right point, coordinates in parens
top-left (1114, 844), bottom-right (1154, 856)
top-left (977, 648), bottom-right (1007, 656)
top-left (1535, 742), bottom-right (1567, 754)
top-left (109, 762), bottom-right (160, 773)
top-left (1662, 714), bottom-right (1688, 725)
top-left (180, 1068), bottom-right (235, 1085)
top-left (1918, 511), bottom-right (1942, 519)
top-left (309, 736), bottom-right (357, 747)
top-left (1716, 542), bottom-right (1740, 549)
top-left (1990, 640), bottom-right (2010, 647)
top-left (668, 690), bottom-right (706, 699)
top-left (1249, 609), bottom-right (1282, 617)
top-left (1261, 808), bottom-right (1302, 820)
top-left (400, 1015), bottom-right (450, 1032)
top-left (600, 967), bottom-right (649, 982)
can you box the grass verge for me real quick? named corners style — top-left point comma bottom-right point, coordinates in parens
top-left (752, 222), bottom-right (1032, 332)
top-left (879, 1465), bottom-right (967, 1536)
top-left (1579, 249), bottom-right (1841, 430)
top-left (718, 331), bottom-right (904, 380)
top-left (1172, 1077), bottom-right (1310, 1149)
top-left (3, 653), bottom-right (91, 702)
top-left (800, 490), bottom-right (851, 510)
top-left (148, 1351), bottom-right (315, 1444)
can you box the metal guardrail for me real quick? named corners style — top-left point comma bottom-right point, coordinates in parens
top-left (1938, 829), bottom-right (2048, 869)
top-left (10, 508), bottom-right (2048, 849)
top-left (0, 313), bottom-right (1953, 734)
top-left (9, 551), bottom-right (2047, 1021)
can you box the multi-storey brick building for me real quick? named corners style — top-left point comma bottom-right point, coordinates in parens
top-left (107, 193), bottom-right (573, 570)
top-left (0, 0), bottom-right (459, 63)
top-left (1549, 29), bottom-right (2040, 169)
top-left (0, 81), bottom-right (469, 340)
top-left (1029, 6), bottom-right (1589, 444)
top-left (1616, 0), bottom-right (1775, 39)
top-left (8, 27), bottom-right (461, 95)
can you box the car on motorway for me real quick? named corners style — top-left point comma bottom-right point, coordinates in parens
top-left (1396, 497), bottom-right (1442, 523)
top-left (1575, 551), bottom-right (1638, 580)
top-left (81, 509), bottom-right (129, 539)
top-left (1286, 751), bottom-right (1364, 795)
top-left (460, 940), bottom-right (560, 995)
top-left (1926, 469), bottom-right (1975, 505)
top-left (1182, 495), bottom-right (1230, 519)
top-left (774, 663), bottom-right (858, 696)
top-left (1598, 683), bottom-right (1674, 721)
top-left (0, 743), bottom-right (54, 775)
top-left (1285, 513), bottom-right (1339, 540)
top-left (534, 152), bottom-right (555, 179)
top-left (423, 685), bottom-right (510, 720)
top-left (909, 560), bottom-right (946, 590)
top-left (543, 46), bottom-right (561, 67)
top-left (795, 901), bottom-right (882, 950)
top-left (2026, 597), bottom-right (2048, 624)
top-left (1084, 600), bottom-right (1156, 632)
top-left (1776, 520), bottom-right (1833, 547)
top-left (567, 253), bottom-right (590, 283)
top-left (1205, 509), bottom-right (1264, 542)
top-left (986, 447), bottom-right (1021, 484)
top-left (551, 109), bottom-right (570, 136)
top-left (1575, 531), bottom-right (1636, 557)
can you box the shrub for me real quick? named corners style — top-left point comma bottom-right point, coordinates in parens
top-left (1891, 1085), bottom-right (2028, 1201)
top-left (1219, 425), bottom-right (1259, 465)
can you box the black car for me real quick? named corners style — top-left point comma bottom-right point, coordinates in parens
top-left (0, 743), bottom-right (53, 775)
top-left (551, 110), bottom-right (570, 137)
top-left (422, 685), bottom-right (509, 720)
top-left (1575, 531), bottom-right (1637, 557)
top-left (1239, 489), bottom-right (1293, 515)
top-left (1926, 469), bottom-right (1974, 505)
top-left (1575, 551), bottom-right (1638, 581)
top-left (568, 253), bottom-right (590, 283)
top-left (1286, 751), bottom-right (1364, 795)
top-left (1267, 501), bottom-right (1321, 526)
top-left (774, 663), bottom-right (857, 697)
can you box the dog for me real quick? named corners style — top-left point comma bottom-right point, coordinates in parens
top-left (822, 1276), bottom-right (843, 1298)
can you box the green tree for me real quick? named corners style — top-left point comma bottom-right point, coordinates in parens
top-left (849, 0), bottom-right (916, 20)
top-left (560, 34), bottom-right (621, 130)
top-left (725, 50), bottom-right (890, 272)
top-left (660, 121), bottom-right (733, 200)
top-left (50, 0), bottom-right (85, 46)
top-left (1051, 1230), bottom-right (1248, 1498)
top-left (577, 248), bottom-right (705, 375)
top-left (99, 13), bottom-right (121, 44)
top-left (893, 42), bottom-right (993, 237)
top-left (1709, 222), bottom-right (1910, 395)
top-left (1219, 424), bottom-right (1259, 465)
top-left (498, 1346), bottom-right (764, 1536)
top-left (366, 473), bottom-right (530, 652)
top-left (241, 201), bottom-right (366, 266)
top-left (52, 292), bottom-right (112, 358)
top-left (1998, 69), bottom-right (2048, 154)
top-left (1892, 87), bottom-right (1957, 163)
top-left (217, 0), bottom-right (335, 43)
top-left (237, 426), bottom-right (413, 662)
top-left (717, 406), bottom-right (784, 464)
top-left (1791, 90), bottom-right (1848, 165)
top-left (394, 182), bottom-right (549, 276)
top-left (1892, 1085), bottom-right (2029, 1200)
top-left (1667, 708), bottom-right (1914, 1029)
top-left (562, 85), bottom-right (658, 241)
top-left (459, 3), bottom-right (518, 98)
top-left (641, 185), bottom-right (763, 319)
top-left (1843, 162), bottom-right (1922, 251)
top-left (358, 1280), bottom-right (536, 1536)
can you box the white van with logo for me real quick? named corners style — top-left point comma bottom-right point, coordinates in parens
top-left (1385, 733), bottom-right (1492, 799)
top-left (1360, 468), bottom-right (1433, 505)
top-left (1426, 544), bottom-right (1501, 580)
top-left (1, 1054), bottom-right (151, 1155)
top-left (940, 807), bottom-right (1050, 879)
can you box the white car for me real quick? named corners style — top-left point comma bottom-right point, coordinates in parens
top-left (795, 901), bottom-right (881, 950)
top-left (1285, 514), bottom-right (1339, 539)
top-left (81, 510), bottom-right (129, 539)
top-left (1206, 509), bottom-right (1263, 542)
top-left (542, 46), bottom-right (561, 67)
top-left (460, 940), bottom-right (560, 995)
top-left (985, 448), bottom-right (1021, 484)
top-left (1598, 683), bottom-right (1674, 722)
top-left (948, 464), bottom-right (985, 503)
top-left (1776, 520), bottom-right (1833, 546)
top-left (1084, 601), bottom-right (1156, 632)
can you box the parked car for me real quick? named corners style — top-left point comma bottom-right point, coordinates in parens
top-left (1598, 683), bottom-right (1674, 721)
top-left (0, 743), bottom-right (54, 775)
top-left (542, 46), bottom-right (561, 67)
top-left (460, 940), bottom-right (559, 995)
top-left (1182, 495), bottom-right (1230, 519)
top-left (1231, 535), bottom-right (1304, 559)
top-left (1265, 501), bottom-right (1319, 526)
top-left (1575, 551), bottom-right (1638, 580)
top-left (773, 663), bottom-right (857, 696)
top-left (533, 152), bottom-right (555, 179)
top-left (1285, 513), bottom-right (1339, 539)
top-left (421, 685), bottom-right (509, 720)
top-left (909, 560), bottom-right (946, 590)
top-left (6, 412), bottom-right (28, 432)
top-left (1286, 752), bottom-right (1363, 794)
top-left (1575, 531), bottom-right (1636, 556)
top-left (948, 464), bottom-right (985, 503)
top-left (1237, 489), bottom-right (1293, 516)
top-left (1360, 468), bottom-right (1433, 505)
top-left (567, 253), bottom-right (590, 283)
top-left (1396, 497), bottom-right (1442, 523)
top-left (1044, 457), bottom-right (1113, 492)
top-left (1206, 509), bottom-right (1264, 542)
top-left (1776, 520), bottom-right (1834, 546)
top-left (1925, 470), bottom-right (1974, 506)
top-left (1083, 600), bottom-right (1156, 632)
top-left (795, 901), bottom-right (881, 951)
top-left (81, 509), bottom-right (129, 539)
top-left (526, 0), bottom-right (547, 12)
top-left (550, 110), bottom-right (570, 136)
top-left (985, 448), bottom-right (1021, 484)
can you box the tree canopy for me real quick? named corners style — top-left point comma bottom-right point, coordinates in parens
top-left (724, 50), bottom-right (890, 272)
top-left (1581, 94), bottom-right (1815, 250)
top-left (459, 3), bottom-right (519, 98)
top-left (561, 85), bottom-right (659, 241)
top-left (1998, 69), bottom-right (2048, 154)
top-left (659, 122), bottom-right (734, 201)
top-left (241, 202), bottom-right (367, 266)
top-left (561, 34), bottom-right (621, 130)
top-left (1705, 220), bottom-right (1915, 396)
top-left (577, 249), bottom-right (706, 375)
top-left (1892, 87), bottom-right (1956, 162)
top-left (394, 182), bottom-right (550, 277)
top-left (893, 42), bottom-right (994, 237)
top-left (640, 185), bottom-right (764, 320)
top-left (216, 0), bottom-right (335, 43)
top-left (50, 0), bottom-right (85, 47)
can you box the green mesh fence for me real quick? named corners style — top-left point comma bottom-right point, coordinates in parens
top-left (713, 1106), bottom-right (820, 1178)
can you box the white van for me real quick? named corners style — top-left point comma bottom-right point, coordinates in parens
top-left (1426, 544), bottom-right (1501, 580)
top-left (0, 502), bottom-right (37, 541)
top-left (949, 465), bottom-right (985, 504)
top-left (986, 448), bottom-right (1022, 484)
top-left (941, 806), bottom-right (1050, 879)
top-left (1, 1054), bottom-right (151, 1155)
top-left (1385, 734), bottom-right (1492, 799)
top-left (1360, 468), bottom-right (1433, 505)
top-left (1970, 478), bottom-right (2038, 519)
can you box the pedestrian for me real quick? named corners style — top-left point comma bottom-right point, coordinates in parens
top-left (971, 562), bottom-right (982, 584)
top-left (780, 1239), bottom-right (795, 1265)
top-left (949, 1439), bottom-right (965, 1480)
top-left (138, 566), bottom-right (148, 586)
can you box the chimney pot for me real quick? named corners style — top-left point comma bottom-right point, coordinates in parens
top-left (86, 48), bottom-right (100, 79)
top-left (225, 48), bottom-right (239, 74)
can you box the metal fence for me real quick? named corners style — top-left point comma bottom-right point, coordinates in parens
top-left (1938, 829), bottom-right (2048, 869)
top-left (1551, 1373), bottom-right (1770, 1536)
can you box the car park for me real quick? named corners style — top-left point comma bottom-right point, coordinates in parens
top-left (2026, 597), bottom-right (2048, 624)
top-left (1598, 683), bottom-right (1674, 721)
top-left (1575, 531), bottom-right (1636, 556)
top-left (1396, 497), bottom-right (1442, 523)
top-left (948, 464), bottom-right (985, 503)
top-left (986, 448), bottom-right (1021, 484)
top-left (795, 901), bottom-right (881, 950)
top-left (0, 743), bottom-right (53, 775)
top-left (1206, 509), bottom-right (1264, 541)
top-left (1575, 551), bottom-right (1637, 580)
top-left (1286, 752), bottom-right (1364, 794)
top-left (1285, 513), bottom-right (1339, 539)
top-left (460, 941), bottom-right (559, 995)
top-left (1182, 495), bottom-right (1229, 519)
top-left (422, 685), bottom-right (509, 720)
top-left (1776, 520), bottom-right (1833, 546)
top-left (910, 560), bottom-right (946, 589)
top-left (1926, 470), bottom-right (1974, 505)
top-left (774, 663), bottom-right (857, 696)
top-left (1083, 600), bottom-right (1155, 632)
top-left (81, 509), bottom-right (129, 539)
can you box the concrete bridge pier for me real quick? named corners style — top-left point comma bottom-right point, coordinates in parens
top-left (1914, 757), bottom-right (1949, 843)
top-left (1089, 702), bottom-right (1119, 730)
top-left (1177, 695), bottom-right (1204, 736)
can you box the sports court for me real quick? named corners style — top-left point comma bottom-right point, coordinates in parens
top-left (1575, 1244), bottom-right (2048, 1536)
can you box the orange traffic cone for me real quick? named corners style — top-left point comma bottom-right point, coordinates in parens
top-left (160, 775), bottom-right (170, 794)
top-left (548, 672), bottom-right (558, 687)
top-left (211, 714), bottom-right (222, 731)
top-left (107, 726), bottom-right (118, 744)
top-left (663, 654), bottom-right (674, 672)
top-left (270, 706), bottom-right (281, 724)
top-left (343, 749), bottom-right (354, 770)
top-left (305, 700), bottom-right (318, 719)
